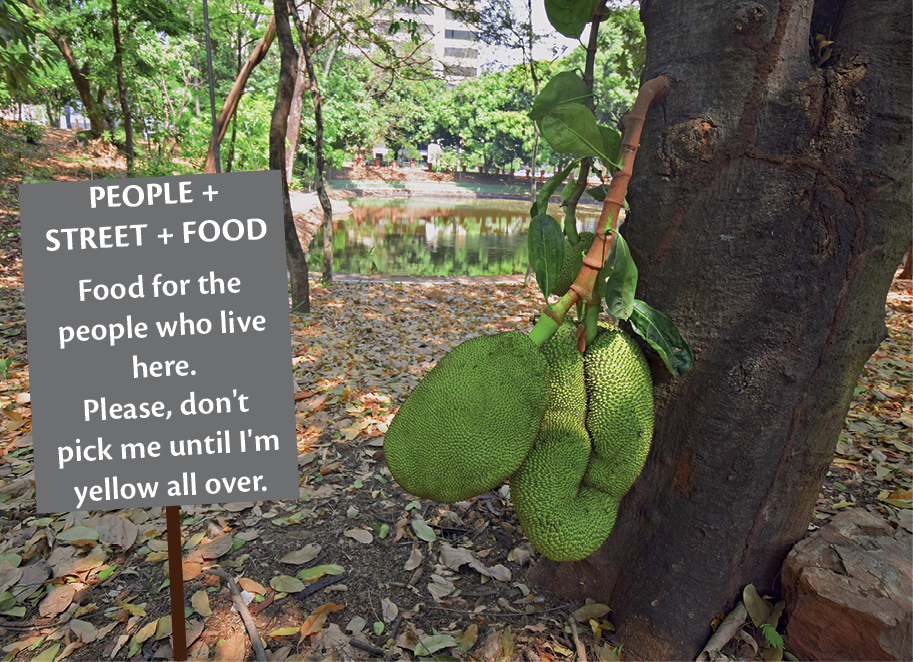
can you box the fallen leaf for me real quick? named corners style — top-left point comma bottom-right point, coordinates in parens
top-left (297, 564), bottom-right (345, 582)
top-left (280, 545), bottom-right (321, 565)
top-left (411, 518), bottom-right (437, 542)
top-left (68, 619), bottom-right (98, 643)
top-left (238, 578), bottom-right (267, 594)
top-left (404, 546), bottom-right (423, 571)
top-left (191, 590), bottom-right (211, 617)
top-left (381, 598), bottom-right (398, 622)
top-left (270, 575), bottom-right (306, 593)
top-left (344, 529), bottom-right (373, 544)
top-left (572, 603), bottom-right (612, 623)
top-left (38, 583), bottom-right (76, 618)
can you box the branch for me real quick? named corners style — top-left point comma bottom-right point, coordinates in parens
top-left (551, 75), bottom-right (669, 321)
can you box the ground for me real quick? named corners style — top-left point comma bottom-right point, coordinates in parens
top-left (0, 122), bottom-right (909, 661)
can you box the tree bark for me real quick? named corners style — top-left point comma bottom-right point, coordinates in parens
top-left (293, 4), bottom-right (334, 283)
top-left (530, 1), bottom-right (912, 658)
top-left (111, 0), bottom-right (134, 175)
top-left (270, 0), bottom-right (309, 314)
top-left (203, 15), bottom-right (277, 173)
top-left (899, 245), bottom-right (912, 279)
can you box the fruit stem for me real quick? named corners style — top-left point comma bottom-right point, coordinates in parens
top-left (547, 75), bottom-right (669, 326)
top-left (528, 314), bottom-right (559, 349)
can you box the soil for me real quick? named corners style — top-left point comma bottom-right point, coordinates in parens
top-left (0, 122), bottom-right (909, 662)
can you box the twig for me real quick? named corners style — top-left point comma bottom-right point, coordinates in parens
top-left (205, 569), bottom-right (267, 662)
top-left (350, 638), bottom-right (385, 656)
top-left (294, 572), bottom-right (346, 599)
top-left (423, 603), bottom-right (574, 617)
top-left (569, 618), bottom-right (587, 662)
top-left (388, 613), bottom-right (404, 645)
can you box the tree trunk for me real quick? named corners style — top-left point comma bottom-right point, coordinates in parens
top-left (203, 16), bottom-right (277, 173)
top-left (900, 245), bottom-right (912, 279)
top-left (111, 0), bottom-right (134, 175)
top-left (293, 7), bottom-right (334, 283)
top-left (285, 49), bottom-right (309, 181)
top-left (270, 0), bottom-right (309, 314)
top-left (530, 1), bottom-right (912, 658)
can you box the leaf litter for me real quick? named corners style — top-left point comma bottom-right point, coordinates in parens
top-left (0, 135), bottom-right (910, 659)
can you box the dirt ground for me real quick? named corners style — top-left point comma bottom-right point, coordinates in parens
top-left (0, 123), bottom-right (909, 661)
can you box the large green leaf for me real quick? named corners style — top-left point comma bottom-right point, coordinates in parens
top-left (603, 231), bottom-right (638, 319)
top-left (531, 160), bottom-right (579, 218)
top-left (544, 0), bottom-right (601, 39)
top-left (586, 184), bottom-right (608, 202)
top-left (628, 300), bottom-right (694, 377)
top-left (529, 71), bottom-right (592, 121)
top-left (598, 125), bottom-right (622, 169)
top-left (528, 214), bottom-right (566, 299)
top-left (539, 105), bottom-right (604, 159)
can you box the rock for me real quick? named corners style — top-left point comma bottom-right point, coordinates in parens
top-left (781, 508), bottom-right (912, 661)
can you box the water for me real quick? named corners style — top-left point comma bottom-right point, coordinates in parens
top-left (308, 198), bottom-right (600, 277)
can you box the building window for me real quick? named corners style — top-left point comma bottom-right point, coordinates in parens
top-left (445, 29), bottom-right (478, 41)
top-left (444, 47), bottom-right (478, 59)
top-left (445, 65), bottom-right (477, 77)
top-left (403, 4), bottom-right (435, 15)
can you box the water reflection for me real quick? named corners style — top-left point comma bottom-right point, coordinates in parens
top-left (309, 199), bottom-right (599, 277)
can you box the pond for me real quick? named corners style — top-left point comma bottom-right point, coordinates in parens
top-left (307, 198), bottom-right (601, 277)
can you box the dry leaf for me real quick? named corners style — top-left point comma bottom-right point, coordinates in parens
top-left (38, 583), bottom-right (76, 618)
top-left (238, 577), bottom-right (267, 594)
top-left (68, 619), bottom-right (98, 642)
top-left (191, 589), bottom-right (211, 617)
top-left (344, 528), bottom-right (373, 544)
top-left (404, 546), bottom-right (423, 571)
top-left (200, 533), bottom-right (233, 559)
top-left (280, 545), bottom-right (320, 565)
top-left (381, 598), bottom-right (398, 622)
top-left (572, 603), bottom-right (612, 623)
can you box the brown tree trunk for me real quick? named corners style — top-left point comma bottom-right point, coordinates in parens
top-left (285, 49), bottom-right (309, 181)
top-left (270, 0), bottom-right (309, 314)
top-left (111, 0), bottom-right (134, 175)
top-left (203, 15), bottom-right (277, 173)
top-left (530, 0), bottom-right (912, 658)
top-left (292, 5), bottom-right (334, 283)
top-left (899, 245), bottom-right (912, 279)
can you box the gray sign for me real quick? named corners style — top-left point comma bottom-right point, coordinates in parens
top-left (20, 171), bottom-right (297, 512)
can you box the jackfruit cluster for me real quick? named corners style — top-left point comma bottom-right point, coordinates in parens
top-left (511, 322), bottom-right (653, 561)
top-left (383, 332), bottom-right (549, 503)
top-left (383, 321), bottom-right (652, 562)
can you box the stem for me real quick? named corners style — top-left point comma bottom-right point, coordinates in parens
top-left (549, 75), bottom-right (669, 325)
top-left (528, 314), bottom-right (560, 349)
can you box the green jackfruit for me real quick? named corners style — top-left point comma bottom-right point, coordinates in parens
top-left (551, 232), bottom-right (595, 297)
top-left (511, 322), bottom-right (653, 561)
top-left (384, 332), bottom-right (549, 504)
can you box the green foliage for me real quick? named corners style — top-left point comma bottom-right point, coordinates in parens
top-left (760, 623), bottom-right (785, 651)
top-left (602, 230), bottom-right (636, 319)
top-left (544, 0), bottom-right (600, 39)
top-left (628, 300), bottom-right (694, 378)
top-left (528, 213), bottom-right (566, 299)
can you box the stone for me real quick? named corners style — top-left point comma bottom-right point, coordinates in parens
top-left (781, 508), bottom-right (912, 661)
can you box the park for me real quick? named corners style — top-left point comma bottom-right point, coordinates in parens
top-left (0, 0), bottom-right (911, 660)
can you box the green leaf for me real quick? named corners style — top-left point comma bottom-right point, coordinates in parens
top-left (628, 300), bottom-right (694, 377)
top-left (374, 621), bottom-right (384, 636)
top-left (598, 125), bottom-right (622, 168)
top-left (603, 231), bottom-right (638, 319)
top-left (539, 105), bottom-right (605, 159)
top-left (544, 0), bottom-right (600, 39)
top-left (411, 519), bottom-right (438, 542)
top-left (529, 71), bottom-right (591, 121)
top-left (414, 633), bottom-right (459, 656)
top-left (528, 214), bottom-right (566, 299)
top-left (586, 184), bottom-right (608, 202)
top-left (531, 161), bottom-right (579, 217)
top-left (760, 623), bottom-right (785, 650)
top-left (296, 564), bottom-right (345, 582)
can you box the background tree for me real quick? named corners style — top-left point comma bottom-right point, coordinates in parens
top-left (530, 0), bottom-right (912, 658)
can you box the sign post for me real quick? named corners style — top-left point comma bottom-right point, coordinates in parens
top-left (20, 171), bottom-right (297, 660)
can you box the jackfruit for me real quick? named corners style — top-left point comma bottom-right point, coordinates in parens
top-left (384, 331), bottom-right (549, 503)
top-left (510, 322), bottom-right (653, 561)
top-left (551, 232), bottom-right (595, 296)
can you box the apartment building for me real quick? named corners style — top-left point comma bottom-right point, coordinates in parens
top-left (376, 2), bottom-right (481, 82)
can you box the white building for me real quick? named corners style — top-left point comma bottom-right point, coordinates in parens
top-left (376, 2), bottom-right (480, 83)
